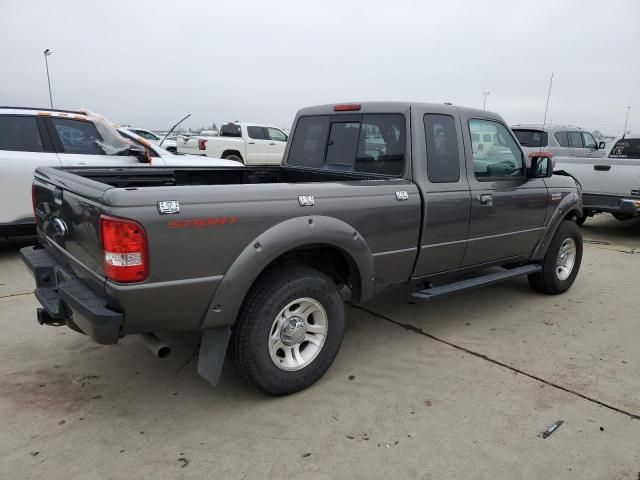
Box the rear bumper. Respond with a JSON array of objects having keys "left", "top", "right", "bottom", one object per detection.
[
  {"left": 20, "top": 246, "right": 123, "bottom": 344},
  {"left": 582, "top": 194, "right": 640, "bottom": 215}
]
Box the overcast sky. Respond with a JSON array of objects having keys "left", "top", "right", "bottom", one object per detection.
[{"left": 1, "top": 0, "right": 638, "bottom": 135}]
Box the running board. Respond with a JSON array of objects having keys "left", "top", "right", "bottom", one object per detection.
[{"left": 411, "top": 264, "right": 541, "bottom": 302}]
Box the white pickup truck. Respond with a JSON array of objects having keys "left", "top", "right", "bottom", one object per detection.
[
  {"left": 554, "top": 136, "right": 640, "bottom": 223},
  {"left": 177, "top": 122, "right": 288, "bottom": 165}
]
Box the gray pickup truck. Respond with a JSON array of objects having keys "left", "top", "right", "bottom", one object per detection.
[{"left": 21, "top": 102, "right": 583, "bottom": 395}]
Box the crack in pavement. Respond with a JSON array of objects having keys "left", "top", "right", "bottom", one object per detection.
[
  {"left": 0, "top": 291, "right": 33, "bottom": 300},
  {"left": 353, "top": 304, "right": 640, "bottom": 421}
]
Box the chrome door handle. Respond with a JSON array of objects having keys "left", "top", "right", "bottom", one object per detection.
[
  {"left": 570, "top": 152, "right": 576, "bottom": 156},
  {"left": 477, "top": 194, "right": 493, "bottom": 206}
]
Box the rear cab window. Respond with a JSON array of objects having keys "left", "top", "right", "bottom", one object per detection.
[
  {"left": 220, "top": 123, "right": 242, "bottom": 137},
  {"left": 609, "top": 139, "right": 640, "bottom": 159},
  {"left": 0, "top": 115, "right": 44, "bottom": 152},
  {"left": 513, "top": 129, "right": 548, "bottom": 148},
  {"left": 247, "top": 126, "right": 266, "bottom": 140},
  {"left": 288, "top": 114, "right": 405, "bottom": 176}
]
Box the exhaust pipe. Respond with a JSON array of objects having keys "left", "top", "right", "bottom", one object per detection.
[{"left": 141, "top": 333, "right": 171, "bottom": 359}]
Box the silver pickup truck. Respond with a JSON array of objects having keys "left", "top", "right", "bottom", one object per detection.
[{"left": 21, "top": 102, "right": 583, "bottom": 395}]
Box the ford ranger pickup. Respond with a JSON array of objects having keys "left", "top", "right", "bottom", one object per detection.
[{"left": 21, "top": 102, "right": 583, "bottom": 395}]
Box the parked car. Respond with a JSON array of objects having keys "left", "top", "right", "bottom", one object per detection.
[
  {"left": 125, "top": 127, "right": 177, "bottom": 153},
  {"left": 21, "top": 101, "right": 583, "bottom": 395},
  {"left": 178, "top": 122, "right": 288, "bottom": 164},
  {"left": 0, "top": 107, "right": 239, "bottom": 237},
  {"left": 512, "top": 124, "right": 607, "bottom": 159},
  {"left": 176, "top": 130, "right": 219, "bottom": 156},
  {"left": 562, "top": 135, "right": 639, "bottom": 223}
]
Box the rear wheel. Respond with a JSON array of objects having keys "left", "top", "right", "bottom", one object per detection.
[
  {"left": 223, "top": 153, "right": 244, "bottom": 163},
  {"left": 528, "top": 220, "right": 583, "bottom": 294},
  {"left": 230, "top": 266, "right": 344, "bottom": 395}
]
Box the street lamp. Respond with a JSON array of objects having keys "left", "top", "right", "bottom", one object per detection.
[
  {"left": 43, "top": 49, "right": 53, "bottom": 109},
  {"left": 482, "top": 91, "right": 490, "bottom": 110}
]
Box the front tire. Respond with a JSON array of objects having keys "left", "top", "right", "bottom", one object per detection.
[
  {"left": 528, "top": 220, "right": 583, "bottom": 294},
  {"left": 230, "top": 266, "right": 344, "bottom": 395}
]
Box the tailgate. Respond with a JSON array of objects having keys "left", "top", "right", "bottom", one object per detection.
[{"left": 32, "top": 167, "right": 110, "bottom": 291}]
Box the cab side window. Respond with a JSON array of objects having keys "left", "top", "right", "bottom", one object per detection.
[
  {"left": 568, "top": 132, "right": 583, "bottom": 148},
  {"left": 582, "top": 132, "right": 597, "bottom": 150},
  {"left": 0, "top": 116, "right": 44, "bottom": 152},
  {"left": 51, "top": 118, "right": 104, "bottom": 155},
  {"left": 469, "top": 119, "right": 523, "bottom": 178},
  {"left": 267, "top": 127, "right": 287, "bottom": 142},
  {"left": 554, "top": 131, "right": 569, "bottom": 147},
  {"left": 247, "top": 126, "right": 266, "bottom": 140},
  {"left": 424, "top": 114, "right": 460, "bottom": 183}
]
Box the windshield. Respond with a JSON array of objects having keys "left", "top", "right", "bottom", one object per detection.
[
  {"left": 609, "top": 139, "right": 640, "bottom": 159},
  {"left": 513, "top": 129, "right": 548, "bottom": 148}
]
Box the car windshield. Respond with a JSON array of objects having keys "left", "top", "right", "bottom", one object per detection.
[
  {"left": 609, "top": 139, "right": 640, "bottom": 159},
  {"left": 513, "top": 129, "right": 548, "bottom": 147}
]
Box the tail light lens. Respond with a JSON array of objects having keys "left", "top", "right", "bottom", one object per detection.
[
  {"left": 198, "top": 138, "right": 208, "bottom": 150},
  {"left": 100, "top": 215, "right": 148, "bottom": 283},
  {"left": 334, "top": 103, "right": 361, "bottom": 112}
]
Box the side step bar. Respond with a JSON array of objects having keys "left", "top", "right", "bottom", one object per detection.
[{"left": 411, "top": 264, "right": 541, "bottom": 302}]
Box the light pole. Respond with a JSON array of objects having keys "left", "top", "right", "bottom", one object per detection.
[
  {"left": 482, "top": 91, "right": 490, "bottom": 110},
  {"left": 622, "top": 106, "right": 631, "bottom": 138},
  {"left": 43, "top": 49, "right": 53, "bottom": 109}
]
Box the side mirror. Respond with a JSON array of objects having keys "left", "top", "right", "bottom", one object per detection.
[
  {"left": 527, "top": 151, "right": 553, "bottom": 178},
  {"left": 598, "top": 141, "right": 606, "bottom": 150}
]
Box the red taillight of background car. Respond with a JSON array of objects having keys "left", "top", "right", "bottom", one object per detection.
[
  {"left": 198, "top": 138, "right": 208, "bottom": 150},
  {"left": 100, "top": 215, "right": 148, "bottom": 283}
]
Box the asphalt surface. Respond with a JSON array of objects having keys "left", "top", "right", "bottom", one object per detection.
[{"left": 1, "top": 214, "right": 639, "bottom": 479}]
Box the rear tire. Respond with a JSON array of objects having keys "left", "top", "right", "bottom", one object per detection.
[
  {"left": 230, "top": 266, "right": 344, "bottom": 395},
  {"left": 223, "top": 153, "right": 244, "bottom": 163},
  {"left": 528, "top": 220, "right": 583, "bottom": 294}
]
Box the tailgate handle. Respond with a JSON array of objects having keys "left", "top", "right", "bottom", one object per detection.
[
  {"left": 53, "top": 187, "right": 64, "bottom": 205},
  {"left": 594, "top": 165, "right": 611, "bottom": 171}
]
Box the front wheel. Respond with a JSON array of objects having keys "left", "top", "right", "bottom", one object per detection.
[
  {"left": 229, "top": 266, "right": 344, "bottom": 395},
  {"left": 528, "top": 220, "right": 583, "bottom": 294}
]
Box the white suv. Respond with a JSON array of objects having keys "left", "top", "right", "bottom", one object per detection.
[{"left": 0, "top": 107, "right": 238, "bottom": 237}]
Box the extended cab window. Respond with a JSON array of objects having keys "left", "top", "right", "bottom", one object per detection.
[
  {"left": 609, "top": 139, "right": 640, "bottom": 159},
  {"left": 51, "top": 118, "right": 104, "bottom": 155},
  {"left": 0, "top": 116, "right": 44, "bottom": 152},
  {"left": 513, "top": 129, "right": 548, "bottom": 148},
  {"left": 247, "top": 126, "right": 266, "bottom": 140},
  {"left": 424, "top": 114, "right": 460, "bottom": 183},
  {"left": 469, "top": 119, "right": 523, "bottom": 178}
]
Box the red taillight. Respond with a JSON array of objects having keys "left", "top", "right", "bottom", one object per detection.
[
  {"left": 198, "top": 138, "right": 208, "bottom": 150},
  {"left": 333, "top": 103, "right": 361, "bottom": 112},
  {"left": 100, "top": 215, "right": 148, "bottom": 283}
]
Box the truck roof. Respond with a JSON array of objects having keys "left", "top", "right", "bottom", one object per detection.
[
  {"left": 511, "top": 123, "right": 587, "bottom": 132},
  {"left": 295, "top": 101, "right": 503, "bottom": 121}
]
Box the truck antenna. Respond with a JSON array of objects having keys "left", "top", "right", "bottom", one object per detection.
[
  {"left": 540, "top": 72, "right": 554, "bottom": 152},
  {"left": 622, "top": 106, "right": 631, "bottom": 139},
  {"left": 160, "top": 113, "right": 191, "bottom": 147}
]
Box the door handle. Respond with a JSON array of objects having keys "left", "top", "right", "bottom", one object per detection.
[
  {"left": 477, "top": 194, "right": 493, "bottom": 206},
  {"left": 248, "top": 142, "right": 255, "bottom": 145},
  {"left": 269, "top": 142, "right": 276, "bottom": 146},
  {"left": 570, "top": 151, "right": 576, "bottom": 156},
  {"left": 594, "top": 165, "right": 611, "bottom": 171}
]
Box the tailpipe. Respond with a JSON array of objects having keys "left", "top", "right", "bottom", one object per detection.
[{"left": 141, "top": 333, "right": 171, "bottom": 359}]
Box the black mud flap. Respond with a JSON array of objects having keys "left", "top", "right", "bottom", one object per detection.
[{"left": 197, "top": 327, "right": 232, "bottom": 387}]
